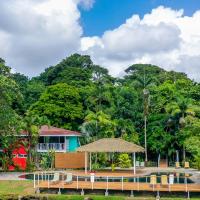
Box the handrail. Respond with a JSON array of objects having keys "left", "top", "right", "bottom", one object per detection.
[
  {"left": 106, "top": 176, "right": 108, "bottom": 190},
  {"left": 48, "top": 174, "right": 50, "bottom": 188},
  {"left": 185, "top": 177, "right": 188, "bottom": 192},
  {"left": 77, "top": 175, "right": 79, "bottom": 190},
  {"left": 37, "top": 143, "right": 65, "bottom": 151},
  {"left": 34, "top": 173, "right": 191, "bottom": 180},
  {"left": 137, "top": 176, "right": 139, "bottom": 191},
  {"left": 33, "top": 173, "right": 36, "bottom": 188},
  {"left": 122, "top": 176, "right": 124, "bottom": 191},
  {"left": 34, "top": 172, "right": 193, "bottom": 191},
  {"left": 33, "top": 172, "right": 199, "bottom": 196}
]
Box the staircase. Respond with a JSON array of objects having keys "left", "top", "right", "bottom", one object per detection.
[{"left": 159, "top": 159, "right": 168, "bottom": 168}]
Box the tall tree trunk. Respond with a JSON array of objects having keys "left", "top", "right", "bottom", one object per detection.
[
  {"left": 183, "top": 146, "right": 186, "bottom": 161},
  {"left": 95, "top": 153, "right": 98, "bottom": 164},
  {"left": 144, "top": 115, "right": 148, "bottom": 162}
]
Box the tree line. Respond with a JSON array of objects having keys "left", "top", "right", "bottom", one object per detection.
[{"left": 0, "top": 54, "right": 200, "bottom": 170}]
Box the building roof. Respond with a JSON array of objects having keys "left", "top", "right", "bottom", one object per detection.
[
  {"left": 76, "top": 138, "right": 144, "bottom": 153},
  {"left": 22, "top": 125, "right": 81, "bottom": 136}
]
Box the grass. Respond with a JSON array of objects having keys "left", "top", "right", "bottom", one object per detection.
[
  {"left": 0, "top": 180, "right": 34, "bottom": 195},
  {"left": 0, "top": 180, "right": 34, "bottom": 199},
  {"left": 0, "top": 181, "right": 200, "bottom": 200}
]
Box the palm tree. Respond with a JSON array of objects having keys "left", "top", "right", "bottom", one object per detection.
[
  {"left": 80, "top": 111, "right": 116, "bottom": 165},
  {"left": 176, "top": 97, "right": 194, "bottom": 161},
  {"left": 21, "top": 114, "right": 49, "bottom": 169},
  {"left": 143, "top": 88, "right": 150, "bottom": 162},
  {"left": 166, "top": 96, "right": 195, "bottom": 161},
  {"left": 135, "top": 67, "right": 152, "bottom": 162}
]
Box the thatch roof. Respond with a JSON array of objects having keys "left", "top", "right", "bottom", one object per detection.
[{"left": 77, "top": 138, "right": 145, "bottom": 153}]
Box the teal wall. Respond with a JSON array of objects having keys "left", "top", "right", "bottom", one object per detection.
[{"left": 66, "top": 136, "right": 80, "bottom": 152}]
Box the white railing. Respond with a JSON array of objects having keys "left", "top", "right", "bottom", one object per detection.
[
  {"left": 37, "top": 143, "right": 65, "bottom": 151},
  {"left": 34, "top": 172, "right": 192, "bottom": 196}
]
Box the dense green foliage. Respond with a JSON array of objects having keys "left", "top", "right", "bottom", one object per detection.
[
  {"left": 0, "top": 54, "right": 200, "bottom": 168},
  {"left": 0, "top": 59, "right": 22, "bottom": 170},
  {"left": 117, "top": 153, "right": 132, "bottom": 168},
  {"left": 30, "top": 83, "right": 83, "bottom": 129}
]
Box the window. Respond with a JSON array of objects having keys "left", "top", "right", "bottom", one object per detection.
[
  {"left": 60, "top": 136, "right": 64, "bottom": 143},
  {"left": 18, "top": 154, "right": 27, "bottom": 158},
  {"left": 39, "top": 136, "right": 44, "bottom": 143},
  {"left": 49, "top": 136, "right": 59, "bottom": 143}
]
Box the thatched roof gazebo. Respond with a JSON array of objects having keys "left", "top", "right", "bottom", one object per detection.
[
  {"left": 77, "top": 138, "right": 145, "bottom": 174},
  {"left": 77, "top": 138, "right": 144, "bottom": 153}
]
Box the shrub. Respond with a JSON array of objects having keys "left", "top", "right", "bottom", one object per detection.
[{"left": 117, "top": 153, "right": 131, "bottom": 168}]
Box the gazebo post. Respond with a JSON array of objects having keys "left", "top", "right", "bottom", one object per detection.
[
  {"left": 133, "top": 152, "right": 136, "bottom": 174},
  {"left": 89, "top": 152, "right": 92, "bottom": 171},
  {"left": 85, "top": 152, "right": 88, "bottom": 174}
]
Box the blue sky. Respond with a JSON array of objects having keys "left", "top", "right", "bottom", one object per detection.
[
  {"left": 80, "top": 0, "right": 200, "bottom": 36},
  {"left": 0, "top": 0, "right": 199, "bottom": 81}
]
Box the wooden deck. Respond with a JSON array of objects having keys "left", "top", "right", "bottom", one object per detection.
[
  {"left": 34, "top": 170, "right": 200, "bottom": 193},
  {"left": 36, "top": 180, "right": 200, "bottom": 192}
]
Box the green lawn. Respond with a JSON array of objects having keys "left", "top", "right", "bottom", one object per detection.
[
  {"left": 0, "top": 180, "right": 34, "bottom": 195},
  {"left": 0, "top": 180, "right": 200, "bottom": 200}
]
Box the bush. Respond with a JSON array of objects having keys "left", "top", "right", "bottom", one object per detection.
[
  {"left": 193, "top": 155, "right": 200, "bottom": 170},
  {"left": 92, "top": 163, "right": 100, "bottom": 170},
  {"left": 40, "top": 150, "right": 55, "bottom": 170},
  {"left": 111, "top": 163, "right": 115, "bottom": 171},
  {"left": 117, "top": 153, "right": 131, "bottom": 168}
]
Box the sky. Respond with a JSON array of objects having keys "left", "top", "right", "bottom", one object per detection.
[
  {"left": 80, "top": 0, "right": 200, "bottom": 36},
  {"left": 0, "top": 0, "right": 200, "bottom": 81}
]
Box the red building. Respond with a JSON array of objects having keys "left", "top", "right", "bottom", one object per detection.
[{"left": 9, "top": 145, "right": 27, "bottom": 171}]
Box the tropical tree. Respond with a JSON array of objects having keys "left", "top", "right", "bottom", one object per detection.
[
  {"left": 37, "top": 54, "right": 93, "bottom": 86},
  {"left": 29, "top": 83, "right": 83, "bottom": 129},
  {"left": 165, "top": 96, "right": 196, "bottom": 161},
  {"left": 20, "top": 114, "right": 49, "bottom": 170},
  {"left": 81, "top": 111, "right": 116, "bottom": 165},
  {"left": 0, "top": 58, "right": 11, "bottom": 77},
  {"left": 126, "top": 64, "right": 153, "bottom": 162},
  {"left": 0, "top": 110, "right": 21, "bottom": 170},
  {"left": 81, "top": 111, "right": 116, "bottom": 143},
  {"left": 0, "top": 62, "right": 22, "bottom": 170},
  {"left": 185, "top": 136, "right": 200, "bottom": 170},
  {"left": 117, "top": 153, "right": 131, "bottom": 168}
]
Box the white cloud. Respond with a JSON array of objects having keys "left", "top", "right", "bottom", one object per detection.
[
  {"left": 0, "top": 2, "right": 199, "bottom": 81},
  {"left": 0, "top": 0, "right": 83, "bottom": 76},
  {"left": 81, "top": 6, "right": 200, "bottom": 81},
  {"left": 81, "top": 36, "right": 103, "bottom": 51}
]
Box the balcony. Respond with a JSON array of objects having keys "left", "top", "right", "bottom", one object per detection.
[{"left": 37, "top": 143, "right": 66, "bottom": 152}]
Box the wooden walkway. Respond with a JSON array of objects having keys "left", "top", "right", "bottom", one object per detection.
[
  {"left": 34, "top": 170, "right": 200, "bottom": 193},
  {"left": 36, "top": 180, "right": 200, "bottom": 192}
]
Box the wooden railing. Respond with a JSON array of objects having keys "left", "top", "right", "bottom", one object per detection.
[
  {"left": 37, "top": 143, "right": 66, "bottom": 151},
  {"left": 33, "top": 172, "right": 200, "bottom": 194}
]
